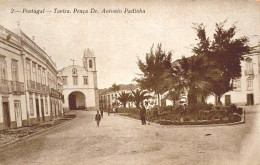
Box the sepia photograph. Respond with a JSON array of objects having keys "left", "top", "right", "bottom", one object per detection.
[{"left": 0, "top": 0, "right": 259, "bottom": 164}]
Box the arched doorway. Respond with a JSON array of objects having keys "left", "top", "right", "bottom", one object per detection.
[{"left": 68, "top": 91, "right": 86, "bottom": 110}]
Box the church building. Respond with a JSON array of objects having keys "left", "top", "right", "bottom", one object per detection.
[{"left": 58, "top": 49, "right": 99, "bottom": 111}]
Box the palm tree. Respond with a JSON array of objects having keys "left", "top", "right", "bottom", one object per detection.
[
  {"left": 130, "top": 89, "right": 151, "bottom": 109},
  {"left": 117, "top": 92, "right": 131, "bottom": 108},
  {"left": 173, "top": 56, "right": 221, "bottom": 105}
]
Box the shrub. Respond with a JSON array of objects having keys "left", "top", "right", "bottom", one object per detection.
[
  {"left": 228, "top": 115, "right": 241, "bottom": 122},
  {"left": 234, "top": 107, "right": 243, "bottom": 115},
  {"left": 231, "top": 104, "right": 237, "bottom": 111},
  {"left": 159, "top": 106, "right": 177, "bottom": 112},
  {"left": 183, "top": 116, "right": 190, "bottom": 122},
  {"left": 187, "top": 103, "right": 214, "bottom": 113},
  {"left": 215, "top": 105, "right": 221, "bottom": 110},
  {"left": 226, "top": 106, "right": 233, "bottom": 115}
]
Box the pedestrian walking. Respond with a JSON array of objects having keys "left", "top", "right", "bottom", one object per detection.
[
  {"left": 140, "top": 103, "right": 147, "bottom": 125},
  {"left": 100, "top": 108, "right": 103, "bottom": 118},
  {"left": 95, "top": 111, "right": 101, "bottom": 127},
  {"left": 108, "top": 108, "right": 110, "bottom": 116}
]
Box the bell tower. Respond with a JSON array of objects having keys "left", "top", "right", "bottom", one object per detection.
[
  {"left": 83, "top": 48, "right": 96, "bottom": 72},
  {"left": 82, "top": 48, "right": 99, "bottom": 110}
]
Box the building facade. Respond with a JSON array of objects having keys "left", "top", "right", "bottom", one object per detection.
[
  {"left": 0, "top": 25, "right": 63, "bottom": 130},
  {"left": 207, "top": 44, "right": 260, "bottom": 106},
  {"left": 59, "top": 49, "right": 99, "bottom": 111},
  {"left": 99, "top": 84, "right": 159, "bottom": 110},
  {"left": 99, "top": 84, "right": 138, "bottom": 109}
]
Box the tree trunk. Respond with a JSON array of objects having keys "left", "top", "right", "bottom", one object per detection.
[
  {"left": 157, "top": 93, "right": 160, "bottom": 111},
  {"left": 136, "top": 101, "right": 140, "bottom": 109}
]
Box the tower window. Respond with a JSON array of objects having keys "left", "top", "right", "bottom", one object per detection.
[
  {"left": 72, "top": 68, "right": 77, "bottom": 75},
  {"left": 89, "top": 60, "right": 93, "bottom": 68}
]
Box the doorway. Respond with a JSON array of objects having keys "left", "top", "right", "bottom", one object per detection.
[
  {"left": 41, "top": 99, "right": 45, "bottom": 122},
  {"left": 2, "top": 102, "right": 11, "bottom": 129},
  {"left": 14, "top": 101, "right": 22, "bottom": 127},
  {"left": 35, "top": 99, "right": 40, "bottom": 122},
  {"left": 225, "top": 95, "right": 231, "bottom": 106},
  {"left": 68, "top": 91, "right": 85, "bottom": 110},
  {"left": 247, "top": 94, "right": 254, "bottom": 105}
]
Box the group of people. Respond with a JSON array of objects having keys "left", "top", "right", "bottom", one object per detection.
[
  {"left": 107, "top": 106, "right": 118, "bottom": 116},
  {"left": 95, "top": 103, "right": 148, "bottom": 127}
]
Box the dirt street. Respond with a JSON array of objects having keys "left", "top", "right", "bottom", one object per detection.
[{"left": 0, "top": 108, "right": 259, "bottom": 165}]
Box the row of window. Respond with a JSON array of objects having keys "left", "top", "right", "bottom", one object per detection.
[
  {"left": 0, "top": 56, "right": 57, "bottom": 89},
  {"left": 0, "top": 57, "right": 19, "bottom": 81},
  {"left": 100, "top": 94, "right": 118, "bottom": 100},
  {"left": 26, "top": 59, "right": 57, "bottom": 89},
  {"left": 62, "top": 76, "right": 88, "bottom": 85},
  {"left": 233, "top": 77, "right": 253, "bottom": 90}
]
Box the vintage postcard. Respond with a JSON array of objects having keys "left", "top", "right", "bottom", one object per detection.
[{"left": 0, "top": 0, "right": 259, "bottom": 164}]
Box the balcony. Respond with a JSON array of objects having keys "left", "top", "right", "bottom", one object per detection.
[
  {"left": 0, "top": 80, "right": 25, "bottom": 95},
  {"left": 45, "top": 86, "right": 50, "bottom": 94},
  {"left": 36, "top": 82, "right": 41, "bottom": 92},
  {"left": 27, "top": 81, "right": 50, "bottom": 94},
  {"left": 11, "top": 81, "right": 25, "bottom": 95},
  {"left": 27, "top": 80, "right": 36, "bottom": 92},
  {"left": 0, "top": 79, "right": 11, "bottom": 94},
  {"left": 41, "top": 84, "right": 45, "bottom": 91}
]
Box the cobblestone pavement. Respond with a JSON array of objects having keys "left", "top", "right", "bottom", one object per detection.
[{"left": 0, "top": 107, "right": 259, "bottom": 165}]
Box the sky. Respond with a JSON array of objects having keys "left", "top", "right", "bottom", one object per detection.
[{"left": 0, "top": 0, "right": 259, "bottom": 88}]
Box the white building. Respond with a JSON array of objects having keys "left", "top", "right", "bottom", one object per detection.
[
  {"left": 99, "top": 84, "right": 138, "bottom": 109},
  {"left": 99, "top": 84, "right": 159, "bottom": 109},
  {"left": 59, "top": 49, "right": 99, "bottom": 111},
  {"left": 207, "top": 44, "right": 260, "bottom": 106},
  {"left": 0, "top": 25, "right": 63, "bottom": 130}
]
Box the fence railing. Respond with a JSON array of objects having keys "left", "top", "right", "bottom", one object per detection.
[{"left": 11, "top": 81, "right": 25, "bottom": 94}]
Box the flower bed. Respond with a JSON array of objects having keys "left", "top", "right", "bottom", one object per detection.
[{"left": 115, "top": 104, "right": 244, "bottom": 125}]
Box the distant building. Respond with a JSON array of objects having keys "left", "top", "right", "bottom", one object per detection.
[
  {"left": 99, "top": 84, "right": 159, "bottom": 109},
  {"left": 58, "top": 49, "right": 99, "bottom": 111},
  {"left": 207, "top": 44, "right": 260, "bottom": 106},
  {"left": 99, "top": 84, "right": 138, "bottom": 109},
  {"left": 0, "top": 25, "right": 63, "bottom": 130}
]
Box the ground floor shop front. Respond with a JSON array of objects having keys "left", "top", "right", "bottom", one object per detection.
[{"left": 0, "top": 92, "right": 63, "bottom": 131}]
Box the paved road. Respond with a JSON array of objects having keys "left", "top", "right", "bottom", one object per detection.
[{"left": 0, "top": 108, "right": 259, "bottom": 165}]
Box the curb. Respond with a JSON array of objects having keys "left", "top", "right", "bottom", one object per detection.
[
  {"left": 0, "top": 116, "right": 76, "bottom": 151},
  {"left": 117, "top": 113, "right": 245, "bottom": 128},
  {"left": 117, "top": 114, "right": 158, "bottom": 126}
]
